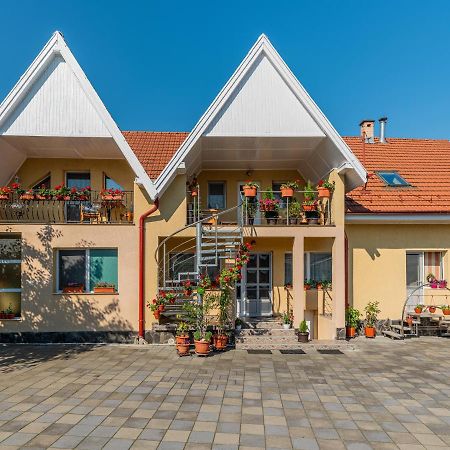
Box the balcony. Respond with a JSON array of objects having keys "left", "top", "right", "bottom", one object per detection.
[
  {"left": 186, "top": 188, "right": 333, "bottom": 226},
  {"left": 0, "top": 190, "right": 134, "bottom": 224}
]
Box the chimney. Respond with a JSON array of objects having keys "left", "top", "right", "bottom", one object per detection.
[
  {"left": 359, "top": 120, "right": 375, "bottom": 143},
  {"left": 379, "top": 117, "right": 387, "bottom": 143}
]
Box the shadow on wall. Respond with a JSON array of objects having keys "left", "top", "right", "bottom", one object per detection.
[{"left": 0, "top": 225, "right": 132, "bottom": 339}]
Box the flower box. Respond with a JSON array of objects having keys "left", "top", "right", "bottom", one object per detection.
[
  {"left": 93, "top": 286, "right": 116, "bottom": 294},
  {"left": 317, "top": 187, "right": 330, "bottom": 199},
  {"left": 281, "top": 187, "right": 294, "bottom": 198},
  {"left": 0, "top": 313, "right": 15, "bottom": 319},
  {"left": 243, "top": 185, "right": 257, "bottom": 197},
  {"left": 302, "top": 203, "right": 316, "bottom": 212},
  {"left": 0, "top": 194, "right": 10, "bottom": 200},
  {"left": 62, "top": 284, "right": 84, "bottom": 293}
]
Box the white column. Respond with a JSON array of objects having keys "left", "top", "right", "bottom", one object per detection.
[{"left": 292, "top": 235, "right": 305, "bottom": 327}]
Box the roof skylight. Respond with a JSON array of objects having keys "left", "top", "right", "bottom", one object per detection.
[{"left": 377, "top": 171, "right": 409, "bottom": 187}]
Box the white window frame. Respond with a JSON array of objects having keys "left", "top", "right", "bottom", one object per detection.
[
  {"left": 408, "top": 250, "right": 445, "bottom": 289},
  {"left": 55, "top": 248, "right": 118, "bottom": 293},
  {"left": 284, "top": 252, "right": 293, "bottom": 286},
  {"left": 0, "top": 236, "right": 22, "bottom": 299}
]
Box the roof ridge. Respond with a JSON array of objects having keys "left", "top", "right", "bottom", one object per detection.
[{"left": 343, "top": 136, "right": 450, "bottom": 143}]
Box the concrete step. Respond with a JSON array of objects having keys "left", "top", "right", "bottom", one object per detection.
[
  {"left": 237, "top": 328, "right": 296, "bottom": 337},
  {"left": 243, "top": 319, "right": 286, "bottom": 330}
]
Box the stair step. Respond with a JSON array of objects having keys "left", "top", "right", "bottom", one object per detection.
[
  {"left": 391, "top": 325, "right": 412, "bottom": 332},
  {"left": 237, "top": 328, "right": 296, "bottom": 336},
  {"left": 382, "top": 330, "right": 404, "bottom": 340}
]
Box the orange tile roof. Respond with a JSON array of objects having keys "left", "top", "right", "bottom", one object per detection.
[
  {"left": 123, "top": 131, "right": 450, "bottom": 214},
  {"left": 344, "top": 137, "right": 450, "bottom": 214},
  {"left": 122, "top": 131, "right": 188, "bottom": 180}
]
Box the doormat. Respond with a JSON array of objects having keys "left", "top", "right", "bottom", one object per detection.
[
  {"left": 280, "top": 349, "right": 306, "bottom": 354},
  {"left": 247, "top": 349, "right": 272, "bottom": 354},
  {"left": 317, "top": 349, "right": 343, "bottom": 354}
]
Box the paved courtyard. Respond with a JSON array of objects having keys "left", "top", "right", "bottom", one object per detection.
[{"left": 0, "top": 338, "right": 450, "bottom": 449}]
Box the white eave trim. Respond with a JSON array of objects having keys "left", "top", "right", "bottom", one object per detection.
[
  {"left": 153, "top": 34, "right": 366, "bottom": 197},
  {"left": 0, "top": 31, "right": 157, "bottom": 199},
  {"left": 346, "top": 214, "right": 450, "bottom": 224}
]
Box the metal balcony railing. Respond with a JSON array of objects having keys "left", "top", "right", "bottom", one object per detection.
[{"left": 0, "top": 190, "right": 134, "bottom": 224}]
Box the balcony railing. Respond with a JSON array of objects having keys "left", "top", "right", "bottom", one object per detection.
[
  {"left": 0, "top": 191, "right": 134, "bottom": 224},
  {"left": 240, "top": 190, "right": 332, "bottom": 226}
]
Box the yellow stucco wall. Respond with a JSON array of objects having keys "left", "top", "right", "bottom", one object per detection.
[{"left": 347, "top": 224, "right": 450, "bottom": 319}]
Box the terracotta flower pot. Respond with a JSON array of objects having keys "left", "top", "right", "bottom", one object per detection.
[
  {"left": 158, "top": 304, "right": 165, "bottom": 312},
  {"left": 93, "top": 287, "right": 115, "bottom": 294},
  {"left": 20, "top": 194, "right": 34, "bottom": 200},
  {"left": 302, "top": 203, "right": 316, "bottom": 212},
  {"left": 0, "top": 194, "right": 10, "bottom": 200},
  {"left": 214, "top": 334, "right": 228, "bottom": 351},
  {"left": 194, "top": 340, "right": 210, "bottom": 355},
  {"left": 281, "top": 187, "right": 294, "bottom": 198},
  {"left": 346, "top": 326, "right": 355, "bottom": 338},
  {"left": 414, "top": 307, "right": 423, "bottom": 314},
  {"left": 365, "top": 326, "right": 376, "bottom": 338},
  {"left": 176, "top": 335, "right": 190, "bottom": 355},
  {"left": 443, "top": 309, "right": 450, "bottom": 315},
  {"left": 243, "top": 186, "right": 257, "bottom": 197},
  {"left": 153, "top": 310, "right": 161, "bottom": 320},
  {"left": 317, "top": 187, "right": 330, "bottom": 199},
  {"left": 428, "top": 306, "right": 436, "bottom": 313},
  {"left": 298, "top": 332, "right": 309, "bottom": 343},
  {"left": 191, "top": 190, "right": 198, "bottom": 197}
]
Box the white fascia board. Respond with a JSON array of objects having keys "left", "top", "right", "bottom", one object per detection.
[
  {"left": 346, "top": 214, "right": 450, "bottom": 224},
  {"left": 154, "top": 34, "right": 367, "bottom": 197},
  {"left": 0, "top": 31, "right": 157, "bottom": 199}
]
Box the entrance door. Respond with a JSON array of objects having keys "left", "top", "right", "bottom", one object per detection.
[
  {"left": 237, "top": 181, "right": 261, "bottom": 225},
  {"left": 406, "top": 252, "right": 423, "bottom": 313},
  {"left": 239, "top": 253, "right": 272, "bottom": 317}
]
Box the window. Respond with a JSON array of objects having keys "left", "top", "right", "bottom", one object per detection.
[
  {"left": 32, "top": 174, "right": 51, "bottom": 190},
  {"left": 284, "top": 253, "right": 293, "bottom": 286},
  {"left": 104, "top": 175, "right": 124, "bottom": 191},
  {"left": 377, "top": 171, "right": 409, "bottom": 187},
  {"left": 57, "top": 249, "right": 118, "bottom": 293},
  {"left": 66, "top": 172, "right": 90, "bottom": 189},
  {"left": 169, "top": 253, "right": 195, "bottom": 281},
  {"left": 207, "top": 182, "right": 226, "bottom": 209},
  {"left": 0, "top": 235, "right": 21, "bottom": 317},
  {"left": 304, "top": 252, "right": 332, "bottom": 282}
]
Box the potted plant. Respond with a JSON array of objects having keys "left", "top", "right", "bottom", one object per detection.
[
  {"left": 259, "top": 189, "right": 280, "bottom": 225},
  {"left": 280, "top": 181, "right": 300, "bottom": 198},
  {"left": 242, "top": 181, "right": 259, "bottom": 198},
  {"left": 345, "top": 306, "right": 361, "bottom": 338},
  {"left": 428, "top": 305, "right": 437, "bottom": 313},
  {"left": 317, "top": 180, "right": 335, "bottom": 199},
  {"left": 298, "top": 320, "right": 309, "bottom": 343},
  {"left": 281, "top": 311, "right": 291, "bottom": 329},
  {"left": 197, "top": 274, "right": 211, "bottom": 296},
  {"left": 62, "top": 283, "right": 84, "bottom": 293},
  {"left": 10, "top": 182, "right": 24, "bottom": 198},
  {"left": 35, "top": 184, "right": 53, "bottom": 200},
  {"left": 427, "top": 273, "right": 438, "bottom": 288},
  {"left": 302, "top": 181, "right": 317, "bottom": 212},
  {"left": 321, "top": 280, "right": 332, "bottom": 291},
  {"left": 147, "top": 295, "right": 168, "bottom": 320},
  {"left": 212, "top": 286, "right": 232, "bottom": 351},
  {"left": 54, "top": 185, "right": 71, "bottom": 201},
  {"left": 0, "top": 304, "right": 15, "bottom": 320},
  {"left": 20, "top": 189, "right": 35, "bottom": 201},
  {"left": 186, "top": 175, "right": 198, "bottom": 197},
  {"left": 77, "top": 186, "right": 91, "bottom": 201},
  {"left": 304, "top": 279, "right": 313, "bottom": 290},
  {"left": 93, "top": 282, "right": 116, "bottom": 294},
  {"left": 183, "top": 279, "right": 193, "bottom": 296},
  {"left": 0, "top": 186, "right": 12, "bottom": 200},
  {"left": 364, "top": 301, "right": 380, "bottom": 338},
  {"left": 414, "top": 304, "right": 424, "bottom": 314},
  {"left": 439, "top": 279, "right": 447, "bottom": 289},
  {"left": 441, "top": 305, "right": 450, "bottom": 315},
  {"left": 176, "top": 321, "right": 191, "bottom": 356},
  {"left": 183, "top": 296, "right": 213, "bottom": 356},
  {"left": 235, "top": 317, "right": 243, "bottom": 331},
  {"left": 288, "top": 199, "right": 302, "bottom": 225}
]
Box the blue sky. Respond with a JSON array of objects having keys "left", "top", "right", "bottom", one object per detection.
[{"left": 1, "top": 1, "right": 450, "bottom": 138}]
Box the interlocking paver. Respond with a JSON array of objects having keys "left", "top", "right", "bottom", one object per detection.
[{"left": 1, "top": 338, "right": 450, "bottom": 449}]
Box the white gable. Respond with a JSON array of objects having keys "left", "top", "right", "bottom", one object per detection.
[
  {"left": 205, "top": 53, "right": 324, "bottom": 138},
  {"left": 0, "top": 54, "right": 109, "bottom": 137}
]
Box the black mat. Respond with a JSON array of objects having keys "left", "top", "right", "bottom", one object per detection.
[
  {"left": 280, "top": 349, "right": 306, "bottom": 354},
  {"left": 317, "top": 349, "right": 343, "bottom": 354},
  {"left": 247, "top": 349, "right": 272, "bottom": 354}
]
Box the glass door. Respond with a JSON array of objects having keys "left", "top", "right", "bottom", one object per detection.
[
  {"left": 238, "top": 253, "right": 272, "bottom": 317},
  {"left": 66, "top": 172, "right": 90, "bottom": 222},
  {"left": 406, "top": 252, "right": 423, "bottom": 313}
]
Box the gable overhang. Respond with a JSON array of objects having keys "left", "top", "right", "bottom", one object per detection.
[
  {"left": 154, "top": 34, "right": 367, "bottom": 196},
  {"left": 0, "top": 31, "right": 156, "bottom": 198}
]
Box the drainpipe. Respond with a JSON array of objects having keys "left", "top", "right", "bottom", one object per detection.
[
  {"left": 139, "top": 198, "right": 159, "bottom": 340},
  {"left": 344, "top": 231, "right": 349, "bottom": 309}
]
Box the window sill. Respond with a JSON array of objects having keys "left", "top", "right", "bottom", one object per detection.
[
  {"left": 0, "top": 317, "right": 22, "bottom": 321},
  {"left": 53, "top": 292, "right": 120, "bottom": 295}
]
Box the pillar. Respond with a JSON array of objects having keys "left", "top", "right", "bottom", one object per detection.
[
  {"left": 292, "top": 235, "right": 305, "bottom": 327},
  {"left": 332, "top": 233, "right": 346, "bottom": 339}
]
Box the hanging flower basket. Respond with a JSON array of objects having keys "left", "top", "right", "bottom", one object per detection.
[
  {"left": 302, "top": 202, "right": 317, "bottom": 212},
  {"left": 243, "top": 182, "right": 259, "bottom": 197},
  {"left": 281, "top": 187, "right": 294, "bottom": 198},
  {"left": 317, "top": 187, "right": 330, "bottom": 198}
]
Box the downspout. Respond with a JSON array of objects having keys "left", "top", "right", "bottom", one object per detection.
[
  {"left": 344, "top": 231, "right": 349, "bottom": 309},
  {"left": 139, "top": 198, "right": 159, "bottom": 340}
]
